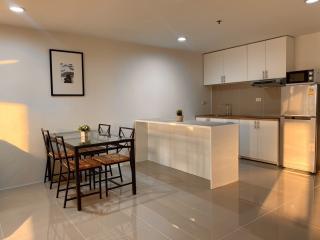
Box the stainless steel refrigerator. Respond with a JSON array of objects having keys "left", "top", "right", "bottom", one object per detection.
[{"left": 280, "top": 84, "right": 319, "bottom": 173}]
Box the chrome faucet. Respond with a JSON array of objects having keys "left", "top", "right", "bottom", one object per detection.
[{"left": 225, "top": 104, "right": 232, "bottom": 116}]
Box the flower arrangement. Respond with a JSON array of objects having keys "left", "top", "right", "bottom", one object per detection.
[
  {"left": 176, "top": 109, "right": 183, "bottom": 116},
  {"left": 78, "top": 124, "right": 90, "bottom": 132}
]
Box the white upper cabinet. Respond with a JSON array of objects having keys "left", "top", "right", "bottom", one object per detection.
[
  {"left": 248, "top": 41, "right": 266, "bottom": 81},
  {"left": 266, "top": 37, "right": 294, "bottom": 79},
  {"left": 204, "top": 36, "right": 294, "bottom": 85},
  {"left": 224, "top": 46, "right": 248, "bottom": 83},
  {"left": 248, "top": 36, "right": 294, "bottom": 81},
  {"left": 204, "top": 46, "right": 247, "bottom": 85},
  {"left": 204, "top": 51, "right": 224, "bottom": 85}
]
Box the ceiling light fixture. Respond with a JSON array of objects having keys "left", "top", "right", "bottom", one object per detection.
[
  {"left": 177, "top": 36, "right": 187, "bottom": 42},
  {"left": 9, "top": 5, "right": 25, "bottom": 13},
  {"left": 305, "top": 0, "right": 319, "bottom": 4}
]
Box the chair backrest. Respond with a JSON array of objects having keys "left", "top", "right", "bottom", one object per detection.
[
  {"left": 54, "top": 136, "right": 71, "bottom": 170},
  {"left": 41, "top": 128, "right": 54, "bottom": 155},
  {"left": 118, "top": 127, "right": 135, "bottom": 139},
  {"left": 98, "top": 124, "right": 111, "bottom": 136},
  {"left": 117, "top": 127, "right": 135, "bottom": 154}
]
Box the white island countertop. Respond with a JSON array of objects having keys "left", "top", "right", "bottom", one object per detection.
[
  {"left": 135, "top": 118, "right": 239, "bottom": 189},
  {"left": 135, "top": 119, "right": 237, "bottom": 127}
]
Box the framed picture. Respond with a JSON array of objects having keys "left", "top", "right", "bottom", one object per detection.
[{"left": 49, "top": 49, "right": 84, "bottom": 96}]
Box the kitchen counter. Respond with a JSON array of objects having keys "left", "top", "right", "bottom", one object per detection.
[
  {"left": 135, "top": 119, "right": 239, "bottom": 189},
  {"left": 196, "top": 114, "right": 280, "bottom": 121},
  {"left": 135, "top": 119, "right": 235, "bottom": 127}
]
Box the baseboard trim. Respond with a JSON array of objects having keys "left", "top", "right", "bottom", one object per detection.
[{"left": 0, "top": 180, "right": 42, "bottom": 192}]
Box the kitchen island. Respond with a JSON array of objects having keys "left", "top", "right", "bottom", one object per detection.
[{"left": 135, "top": 119, "right": 239, "bottom": 189}]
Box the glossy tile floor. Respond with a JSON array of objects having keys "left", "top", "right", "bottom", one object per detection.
[{"left": 1, "top": 160, "right": 320, "bottom": 240}]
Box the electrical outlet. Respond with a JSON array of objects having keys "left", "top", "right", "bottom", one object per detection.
[{"left": 256, "top": 97, "right": 262, "bottom": 102}]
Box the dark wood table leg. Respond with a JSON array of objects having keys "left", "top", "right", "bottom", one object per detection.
[
  {"left": 74, "top": 148, "right": 82, "bottom": 211},
  {"left": 130, "top": 140, "right": 136, "bottom": 195}
]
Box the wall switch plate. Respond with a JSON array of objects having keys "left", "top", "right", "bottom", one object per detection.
[{"left": 255, "top": 97, "right": 262, "bottom": 102}]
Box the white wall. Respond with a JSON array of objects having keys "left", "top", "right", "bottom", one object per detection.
[
  {"left": 0, "top": 24, "right": 210, "bottom": 190},
  {"left": 295, "top": 32, "right": 320, "bottom": 70}
]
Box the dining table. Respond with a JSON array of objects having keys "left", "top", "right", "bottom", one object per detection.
[{"left": 55, "top": 130, "right": 136, "bottom": 211}]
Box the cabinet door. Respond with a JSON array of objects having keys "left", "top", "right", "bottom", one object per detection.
[
  {"left": 248, "top": 41, "right": 266, "bottom": 81},
  {"left": 223, "top": 46, "right": 248, "bottom": 83},
  {"left": 204, "top": 51, "right": 224, "bottom": 85},
  {"left": 239, "top": 120, "right": 258, "bottom": 159},
  {"left": 266, "top": 37, "right": 287, "bottom": 79},
  {"left": 257, "top": 120, "right": 279, "bottom": 164}
]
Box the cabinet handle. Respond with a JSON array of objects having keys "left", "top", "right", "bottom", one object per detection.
[
  {"left": 254, "top": 120, "right": 256, "bottom": 129},
  {"left": 262, "top": 71, "right": 265, "bottom": 79},
  {"left": 265, "top": 70, "right": 268, "bottom": 79},
  {"left": 221, "top": 76, "right": 223, "bottom": 83},
  {"left": 257, "top": 120, "right": 260, "bottom": 129}
]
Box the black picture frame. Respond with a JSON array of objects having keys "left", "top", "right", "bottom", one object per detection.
[{"left": 49, "top": 49, "right": 85, "bottom": 96}]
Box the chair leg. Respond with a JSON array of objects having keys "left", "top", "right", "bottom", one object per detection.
[
  {"left": 64, "top": 171, "right": 71, "bottom": 208},
  {"left": 118, "top": 163, "right": 123, "bottom": 182},
  {"left": 44, "top": 156, "right": 51, "bottom": 183},
  {"left": 56, "top": 165, "right": 63, "bottom": 198},
  {"left": 109, "top": 165, "right": 113, "bottom": 176},
  {"left": 50, "top": 158, "right": 57, "bottom": 189},
  {"left": 99, "top": 168, "right": 102, "bottom": 199},
  {"left": 105, "top": 166, "right": 109, "bottom": 197},
  {"left": 93, "top": 169, "right": 96, "bottom": 189},
  {"left": 89, "top": 170, "right": 92, "bottom": 190}
]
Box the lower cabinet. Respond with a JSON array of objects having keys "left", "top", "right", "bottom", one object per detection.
[
  {"left": 239, "top": 119, "right": 279, "bottom": 164},
  {"left": 196, "top": 117, "right": 279, "bottom": 164}
]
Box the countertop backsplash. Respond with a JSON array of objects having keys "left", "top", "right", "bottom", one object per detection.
[{"left": 211, "top": 82, "right": 281, "bottom": 117}]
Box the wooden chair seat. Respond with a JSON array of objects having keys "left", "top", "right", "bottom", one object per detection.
[
  {"left": 93, "top": 154, "right": 129, "bottom": 165},
  {"left": 49, "top": 150, "right": 74, "bottom": 159},
  {"left": 63, "top": 159, "right": 102, "bottom": 171}
]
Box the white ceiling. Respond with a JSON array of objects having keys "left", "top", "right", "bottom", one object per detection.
[{"left": 1, "top": 0, "right": 320, "bottom": 52}]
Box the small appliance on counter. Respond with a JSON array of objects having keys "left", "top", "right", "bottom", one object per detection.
[{"left": 280, "top": 80, "right": 319, "bottom": 173}]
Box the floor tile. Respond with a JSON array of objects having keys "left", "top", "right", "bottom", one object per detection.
[
  {"left": 241, "top": 211, "right": 320, "bottom": 240},
  {"left": 0, "top": 160, "right": 319, "bottom": 240}
]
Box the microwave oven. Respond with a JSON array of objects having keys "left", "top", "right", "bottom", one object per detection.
[{"left": 286, "top": 69, "right": 318, "bottom": 85}]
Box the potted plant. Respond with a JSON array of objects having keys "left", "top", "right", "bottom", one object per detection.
[
  {"left": 176, "top": 109, "right": 184, "bottom": 122},
  {"left": 78, "top": 124, "right": 90, "bottom": 142}
]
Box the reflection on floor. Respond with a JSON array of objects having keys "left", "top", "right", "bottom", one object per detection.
[{"left": 1, "top": 160, "right": 320, "bottom": 240}]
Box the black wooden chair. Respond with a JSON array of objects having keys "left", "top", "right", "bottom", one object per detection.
[
  {"left": 114, "top": 127, "right": 135, "bottom": 182},
  {"left": 41, "top": 129, "right": 75, "bottom": 189},
  {"left": 93, "top": 137, "right": 135, "bottom": 197},
  {"left": 55, "top": 136, "right": 103, "bottom": 208},
  {"left": 42, "top": 128, "right": 53, "bottom": 183},
  {"left": 79, "top": 124, "right": 112, "bottom": 157},
  {"left": 98, "top": 123, "right": 111, "bottom": 135}
]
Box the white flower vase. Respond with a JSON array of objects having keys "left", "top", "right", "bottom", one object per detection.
[
  {"left": 176, "top": 115, "right": 184, "bottom": 122},
  {"left": 80, "top": 131, "right": 88, "bottom": 142}
]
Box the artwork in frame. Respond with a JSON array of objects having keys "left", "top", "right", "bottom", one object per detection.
[{"left": 49, "top": 49, "right": 85, "bottom": 96}]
